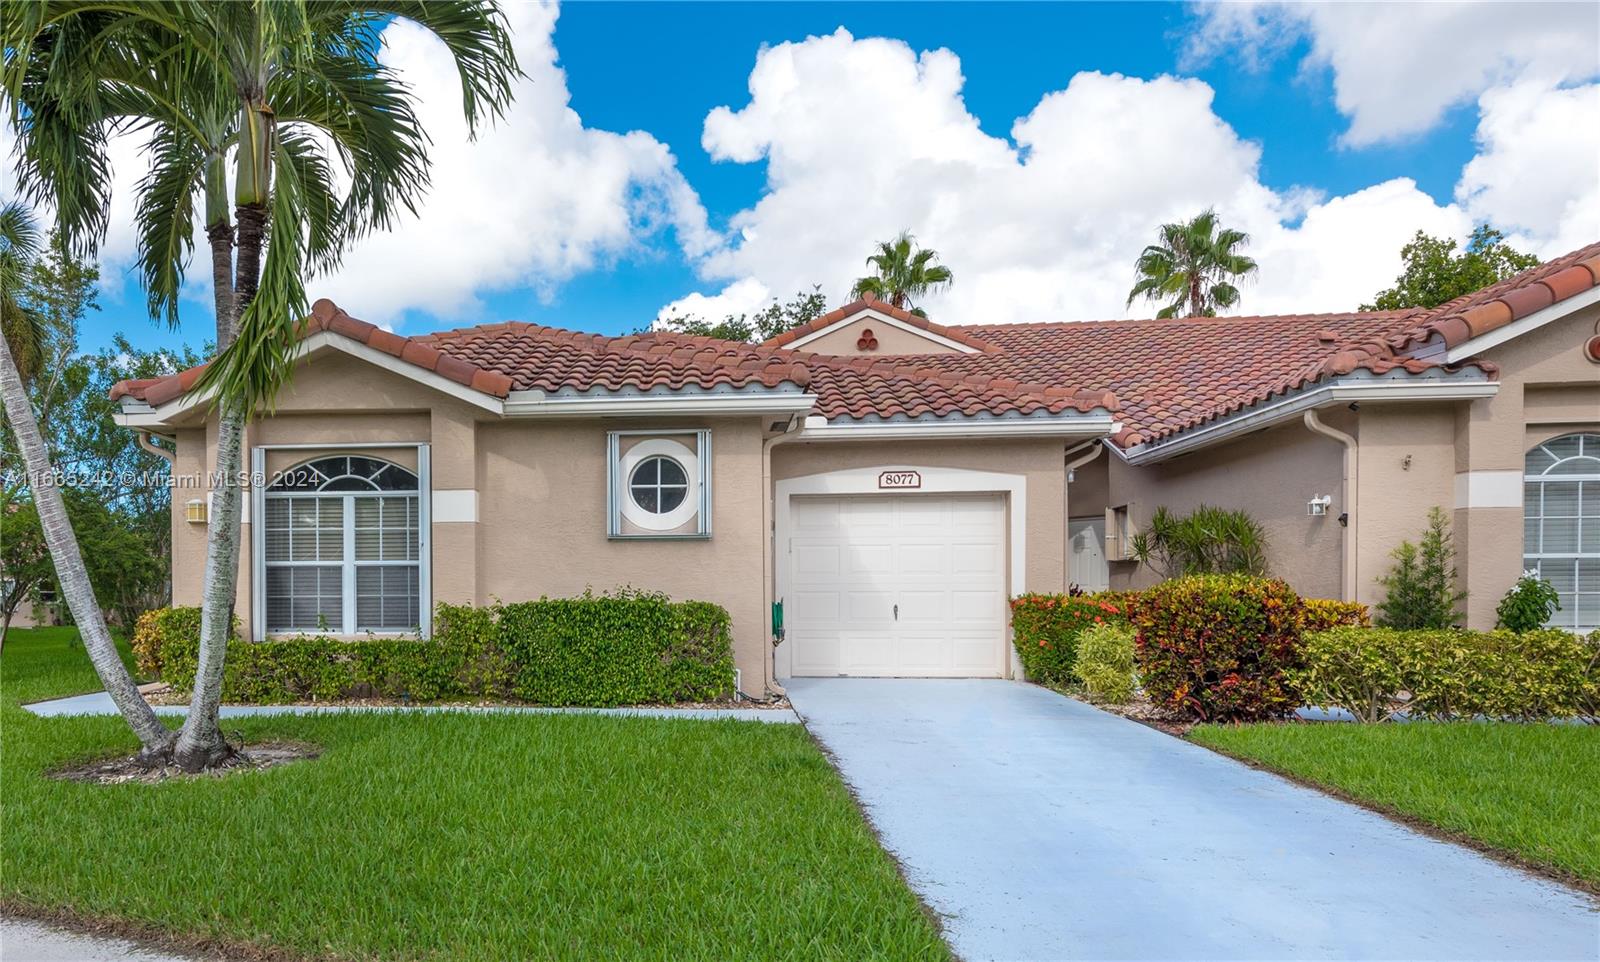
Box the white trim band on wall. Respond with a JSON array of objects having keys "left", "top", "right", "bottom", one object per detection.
[
  {"left": 432, "top": 489, "right": 478, "bottom": 523},
  {"left": 1454, "top": 469, "right": 1524, "bottom": 509}
]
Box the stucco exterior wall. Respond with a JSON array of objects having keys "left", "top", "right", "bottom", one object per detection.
[
  {"left": 791, "top": 316, "right": 964, "bottom": 355},
  {"left": 1101, "top": 420, "right": 1347, "bottom": 600},
  {"left": 1350, "top": 402, "right": 1458, "bottom": 614}
]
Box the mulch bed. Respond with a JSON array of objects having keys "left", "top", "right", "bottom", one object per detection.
[{"left": 48, "top": 741, "right": 321, "bottom": 785}]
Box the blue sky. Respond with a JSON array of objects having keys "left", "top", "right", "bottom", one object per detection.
[{"left": 37, "top": 2, "right": 1600, "bottom": 357}]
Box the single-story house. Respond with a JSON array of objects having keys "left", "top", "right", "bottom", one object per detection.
[{"left": 112, "top": 241, "right": 1600, "bottom": 695}]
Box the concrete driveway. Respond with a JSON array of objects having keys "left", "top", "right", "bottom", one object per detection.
[{"left": 785, "top": 678, "right": 1597, "bottom": 962}]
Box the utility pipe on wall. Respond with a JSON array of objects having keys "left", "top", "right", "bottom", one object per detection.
[
  {"left": 1063, "top": 440, "right": 1105, "bottom": 592},
  {"left": 760, "top": 415, "right": 805, "bottom": 698},
  {"left": 1303, "top": 410, "right": 1358, "bottom": 602}
]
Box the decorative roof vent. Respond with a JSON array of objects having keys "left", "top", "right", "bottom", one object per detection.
[{"left": 856, "top": 328, "right": 880, "bottom": 351}]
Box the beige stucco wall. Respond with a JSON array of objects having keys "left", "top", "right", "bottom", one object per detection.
[
  {"left": 1349, "top": 402, "right": 1458, "bottom": 614},
  {"left": 1449, "top": 301, "right": 1600, "bottom": 627},
  {"left": 791, "top": 315, "right": 964, "bottom": 355},
  {"left": 1096, "top": 420, "right": 1347, "bottom": 600}
]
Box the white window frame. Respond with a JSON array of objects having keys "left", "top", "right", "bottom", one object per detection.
[
  {"left": 606, "top": 429, "right": 712, "bottom": 539},
  {"left": 251, "top": 443, "right": 432, "bottom": 639},
  {"left": 1523, "top": 432, "right": 1600, "bottom": 633}
]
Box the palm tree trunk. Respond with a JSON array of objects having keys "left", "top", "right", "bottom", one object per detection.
[
  {"left": 1189, "top": 275, "right": 1203, "bottom": 319},
  {"left": 172, "top": 161, "right": 246, "bottom": 771},
  {"left": 0, "top": 330, "right": 174, "bottom": 757}
]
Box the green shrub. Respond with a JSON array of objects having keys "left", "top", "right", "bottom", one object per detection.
[
  {"left": 1132, "top": 574, "right": 1306, "bottom": 721},
  {"left": 144, "top": 592, "right": 735, "bottom": 707},
  {"left": 1074, "top": 622, "right": 1137, "bottom": 703},
  {"left": 1009, "top": 593, "right": 1129, "bottom": 685},
  {"left": 1495, "top": 571, "right": 1562, "bottom": 633},
  {"left": 1300, "top": 598, "right": 1370, "bottom": 632},
  {"left": 1376, "top": 506, "right": 1465, "bottom": 629},
  {"left": 1127, "top": 504, "right": 1268, "bottom": 578},
  {"left": 1296, "top": 626, "right": 1600, "bottom": 722}
]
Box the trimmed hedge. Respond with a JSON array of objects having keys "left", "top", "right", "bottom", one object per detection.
[
  {"left": 1297, "top": 626, "right": 1600, "bottom": 722},
  {"left": 1009, "top": 593, "right": 1130, "bottom": 684},
  {"left": 1132, "top": 574, "right": 1307, "bottom": 721},
  {"left": 1301, "top": 598, "right": 1371, "bottom": 632},
  {"left": 145, "top": 590, "right": 735, "bottom": 706}
]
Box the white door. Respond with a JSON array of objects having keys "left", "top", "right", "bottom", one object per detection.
[
  {"left": 786, "top": 493, "right": 1007, "bottom": 677},
  {"left": 1068, "top": 517, "right": 1109, "bottom": 592}
]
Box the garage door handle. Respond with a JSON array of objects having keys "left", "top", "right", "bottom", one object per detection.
[{"left": 893, "top": 604, "right": 898, "bottom": 621}]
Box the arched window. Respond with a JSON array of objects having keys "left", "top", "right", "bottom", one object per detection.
[
  {"left": 264, "top": 456, "right": 420, "bottom": 633},
  {"left": 1524, "top": 433, "right": 1600, "bottom": 631}
]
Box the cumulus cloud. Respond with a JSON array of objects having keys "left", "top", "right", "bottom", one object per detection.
[
  {"left": 1185, "top": 1, "right": 1599, "bottom": 146},
  {"left": 678, "top": 28, "right": 1490, "bottom": 324},
  {"left": 1458, "top": 80, "right": 1600, "bottom": 256},
  {"left": 654, "top": 277, "right": 772, "bottom": 326},
  {"left": 4, "top": 1, "right": 712, "bottom": 330}
]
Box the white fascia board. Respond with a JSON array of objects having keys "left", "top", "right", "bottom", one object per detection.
[
  {"left": 797, "top": 414, "right": 1116, "bottom": 441},
  {"left": 1444, "top": 285, "right": 1600, "bottom": 364},
  {"left": 111, "top": 331, "right": 506, "bottom": 429},
  {"left": 784, "top": 308, "right": 980, "bottom": 354},
  {"left": 502, "top": 390, "right": 817, "bottom": 418},
  {"left": 1120, "top": 377, "right": 1499, "bottom": 465}
]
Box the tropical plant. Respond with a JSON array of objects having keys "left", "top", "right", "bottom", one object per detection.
[
  {"left": 1375, "top": 507, "right": 1466, "bottom": 630},
  {"left": 1128, "top": 504, "right": 1268, "bottom": 579},
  {"left": 0, "top": 203, "right": 173, "bottom": 752},
  {"left": 1074, "top": 622, "right": 1137, "bottom": 704},
  {"left": 1363, "top": 225, "right": 1540, "bottom": 311},
  {"left": 653, "top": 286, "right": 828, "bottom": 342},
  {"left": 1496, "top": 570, "right": 1562, "bottom": 633},
  {"left": 4, "top": 1, "right": 517, "bottom": 769},
  {"left": 850, "top": 232, "right": 953, "bottom": 315},
  {"left": 1126, "top": 208, "right": 1258, "bottom": 319}
]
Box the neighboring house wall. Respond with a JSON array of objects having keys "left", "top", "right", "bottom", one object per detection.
[
  {"left": 791, "top": 316, "right": 965, "bottom": 355},
  {"left": 1097, "top": 420, "right": 1347, "bottom": 600},
  {"left": 1451, "top": 302, "right": 1600, "bottom": 628}
]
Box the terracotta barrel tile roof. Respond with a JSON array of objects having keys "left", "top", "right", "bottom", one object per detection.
[{"left": 761, "top": 293, "right": 1003, "bottom": 352}]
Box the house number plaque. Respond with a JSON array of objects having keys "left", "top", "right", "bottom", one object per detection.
[{"left": 878, "top": 470, "right": 922, "bottom": 490}]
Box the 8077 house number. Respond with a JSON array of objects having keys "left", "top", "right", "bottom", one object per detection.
[{"left": 877, "top": 470, "right": 922, "bottom": 489}]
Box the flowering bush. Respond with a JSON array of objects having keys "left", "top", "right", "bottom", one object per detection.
[
  {"left": 1132, "top": 574, "right": 1307, "bottom": 721},
  {"left": 1010, "top": 593, "right": 1129, "bottom": 685},
  {"left": 1495, "top": 570, "right": 1561, "bottom": 633}
]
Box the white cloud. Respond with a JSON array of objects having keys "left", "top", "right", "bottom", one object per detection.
[
  {"left": 315, "top": 1, "right": 713, "bottom": 326},
  {"left": 1185, "top": 1, "right": 1600, "bottom": 146},
  {"left": 654, "top": 277, "right": 772, "bottom": 327},
  {"left": 677, "top": 29, "right": 1490, "bottom": 324},
  {"left": 1457, "top": 80, "right": 1600, "bottom": 256}
]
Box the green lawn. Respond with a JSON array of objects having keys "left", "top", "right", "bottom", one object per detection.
[
  {"left": 1190, "top": 720, "right": 1600, "bottom": 887},
  {"left": 1, "top": 627, "right": 948, "bottom": 961}
]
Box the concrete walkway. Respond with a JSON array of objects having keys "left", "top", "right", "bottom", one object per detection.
[
  {"left": 0, "top": 917, "right": 206, "bottom": 961},
  {"left": 786, "top": 678, "right": 1598, "bottom": 962},
  {"left": 22, "top": 690, "right": 798, "bottom": 724}
]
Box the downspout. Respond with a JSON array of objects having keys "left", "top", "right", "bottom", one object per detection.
[
  {"left": 1063, "top": 440, "right": 1104, "bottom": 592},
  {"left": 1304, "top": 410, "right": 1357, "bottom": 601},
  {"left": 761, "top": 415, "right": 805, "bottom": 699},
  {"left": 137, "top": 431, "right": 176, "bottom": 463}
]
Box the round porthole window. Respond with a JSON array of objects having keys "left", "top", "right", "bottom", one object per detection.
[
  {"left": 629, "top": 455, "right": 688, "bottom": 514},
  {"left": 617, "top": 438, "right": 702, "bottom": 531}
]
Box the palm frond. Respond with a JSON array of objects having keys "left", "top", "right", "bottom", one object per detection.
[
  {"left": 133, "top": 124, "right": 206, "bottom": 329},
  {"left": 353, "top": 0, "right": 518, "bottom": 134}
]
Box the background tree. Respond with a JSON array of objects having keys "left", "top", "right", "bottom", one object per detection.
[
  {"left": 1362, "top": 225, "right": 1540, "bottom": 311},
  {"left": 850, "top": 232, "right": 953, "bottom": 315},
  {"left": 0, "top": 202, "right": 173, "bottom": 753},
  {"left": 652, "top": 286, "right": 829, "bottom": 342},
  {"left": 1127, "top": 209, "right": 1258, "bottom": 319},
  {"left": 5, "top": 0, "right": 518, "bottom": 770},
  {"left": 0, "top": 500, "right": 51, "bottom": 644}
]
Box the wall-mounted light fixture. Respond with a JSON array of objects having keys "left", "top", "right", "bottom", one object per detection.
[
  {"left": 185, "top": 498, "right": 208, "bottom": 524},
  {"left": 1307, "top": 494, "right": 1332, "bottom": 517}
]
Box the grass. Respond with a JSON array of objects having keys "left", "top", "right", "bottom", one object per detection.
[
  {"left": 1190, "top": 720, "right": 1600, "bottom": 887},
  {"left": 1, "top": 627, "right": 949, "bottom": 961}
]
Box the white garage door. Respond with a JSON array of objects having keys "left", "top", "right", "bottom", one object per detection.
[{"left": 787, "top": 493, "right": 1008, "bottom": 677}]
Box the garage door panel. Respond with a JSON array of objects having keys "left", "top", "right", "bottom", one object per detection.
[{"left": 787, "top": 492, "right": 1007, "bottom": 678}]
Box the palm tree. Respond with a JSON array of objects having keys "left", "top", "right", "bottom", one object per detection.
[
  {"left": 5, "top": 1, "right": 517, "bottom": 770},
  {"left": 850, "top": 231, "right": 953, "bottom": 315},
  {"left": 1126, "top": 209, "right": 1258, "bottom": 319},
  {"left": 1, "top": 203, "right": 175, "bottom": 753}
]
